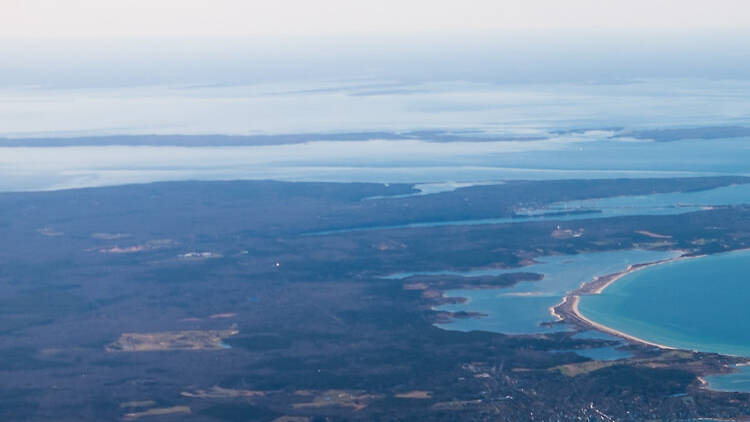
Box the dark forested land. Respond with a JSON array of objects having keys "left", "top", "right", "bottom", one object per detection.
[
  {"left": 0, "top": 130, "right": 542, "bottom": 147},
  {"left": 4, "top": 125, "right": 750, "bottom": 148},
  {"left": 2, "top": 177, "right": 750, "bottom": 421}
]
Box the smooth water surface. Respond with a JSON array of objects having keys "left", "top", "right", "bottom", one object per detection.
[
  {"left": 4, "top": 79, "right": 750, "bottom": 138},
  {"left": 0, "top": 137, "right": 720, "bottom": 192},
  {"left": 310, "top": 182, "right": 750, "bottom": 235},
  {"left": 4, "top": 79, "right": 750, "bottom": 192},
  {"left": 386, "top": 249, "right": 679, "bottom": 334},
  {"left": 574, "top": 346, "right": 632, "bottom": 361},
  {"left": 554, "top": 346, "right": 633, "bottom": 361},
  {"left": 579, "top": 249, "right": 750, "bottom": 357},
  {"left": 705, "top": 365, "right": 750, "bottom": 393}
]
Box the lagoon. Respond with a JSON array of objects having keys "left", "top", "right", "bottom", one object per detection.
[
  {"left": 386, "top": 249, "right": 678, "bottom": 335},
  {"left": 705, "top": 365, "right": 750, "bottom": 393}
]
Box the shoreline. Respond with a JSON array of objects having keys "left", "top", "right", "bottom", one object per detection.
[
  {"left": 552, "top": 252, "right": 701, "bottom": 350},
  {"left": 569, "top": 295, "right": 676, "bottom": 350}
]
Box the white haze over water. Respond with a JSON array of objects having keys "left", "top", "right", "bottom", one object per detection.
[
  {"left": 2, "top": 40, "right": 750, "bottom": 193},
  {"left": 3, "top": 2, "right": 750, "bottom": 193},
  {"left": 3, "top": 78, "right": 750, "bottom": 191},
  {"left": 3, "top": 18, "right": 750, "bottom": 194},
  {"left": 0, "top": 138, "right": 735, "bottom": 192},
  {"left": 2, "top": 79, "right": 750, "bottom": 137}
]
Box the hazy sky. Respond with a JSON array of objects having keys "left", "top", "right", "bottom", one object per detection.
[
  {"left": 1, "top": 1, "right": 749, "bottom": 88},
  {"left": 1, "top": 1, "right": 750, "bottom": 138},
  {"left": 2, "top": 0, "right": 750, "bottom": 39}
]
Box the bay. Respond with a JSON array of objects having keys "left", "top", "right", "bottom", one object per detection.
[
  {"left": 386, "top": 249, "right": 679, "bottom": 335},
  {"left": 579, "top": 249, "right": 750, "bottom": 357}
]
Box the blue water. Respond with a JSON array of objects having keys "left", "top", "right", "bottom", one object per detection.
[
  {"left": 2, "top": 133, "right": 750, "bottom": 194},
  {"left": 309, "top": 182, "right": 750, "bottom": 235},
  {"left": 574, "top": 346, "right": 632, "bottom": 361},
  {"left": 3, "top": 79, "right": 750, "bottom": 192},
  {"left": 571, "top": 330, "right": 622, "bottom": 341},
  {"left": 705, "top": 365, "right": 750, "bottom": 393},
  {"left": 4, "top": 79, "right": 750, "bottom": 139},
  {"left": 534, "top": 182, "right": 750, "bottom": 217},
  {"left": 579, "top": 249, "right": 750, "bottom": 357},
  {"left": 362, "top": 181, "right": 505, "bottom": 200},
  {"left": 554, "top": 331, "right": 633, "bottom": 360},
  {"left": 385, "top": 249, "right": 678, "bottom": 334},
  {"left": 555, "top": 346, "right": 632, "bottom": 361},
  {"left": 0, "top": 143, "right": 712, "bottom": 193}
]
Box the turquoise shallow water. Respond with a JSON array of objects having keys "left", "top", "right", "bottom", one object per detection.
[
  {"left": 386, "top": 249, "right": 678, "bottom": 334},
  {"left": 579, "top": 249, "right": 750, "bottom": 357}
]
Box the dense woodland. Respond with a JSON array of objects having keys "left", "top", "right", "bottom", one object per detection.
[{"left": 1, "top": 177, "right": 750, "bottom": 421}]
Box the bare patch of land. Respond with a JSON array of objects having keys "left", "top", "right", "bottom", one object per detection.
[
  {"left": 91, "top": 232, "right": 132, "bottom": 240},
  {"left": 181, "top": 386, "right": 264, "bottom": 399},
  {"left": 551, "top": 227, "right": 584, "bottom": 239},
  {"left": 98, "top": 239, "right": 174, "bottom": 254},
  {"left": 271, "top": 417, "right": 311, "bottom": 422},
  {"left": 119, "top": 401, "right": 157, "bottom": 409},
  {"left": 123, "top": 406, "right": 191, "bottom": 419},
  {"left": 106, "top": 326, "right": 238, "bottom": 352},
  {"left": 209, "top": 313, "right": 237, "bottom": 319},
  {"left": 636, "top": 230, "right": 673, "bottom": 239},
  {"left": 37, "top": 227, "right": 63, "bottom": 237},
  {"left": 292, "top": 390, "right": 382, "bottom": 411},
  {"left": 395, "top": 390, "right": 433, "bottom": 399}
]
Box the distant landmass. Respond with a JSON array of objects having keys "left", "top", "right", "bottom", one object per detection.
[
  {"left": 627, "top": 126, "right": 750, "bottom": 142},
  {"left": 2, "top": 176, "right": 750, "bottom": 420},
  {"left": 0, "top": 130, "right": 543, "bottom": 147},
  {"left": 3, "top": 126, "right": 750, "bottom": 147}
]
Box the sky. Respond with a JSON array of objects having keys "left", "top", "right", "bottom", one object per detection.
[
  {"left": 1, "top": 0, "right": 749, "bottom": 39},
  {"left": 0, "top": 2, "right": 749, "bottom": 140},
  {"left": 1, "top": 1, "right": 749, "bottom": 91}
]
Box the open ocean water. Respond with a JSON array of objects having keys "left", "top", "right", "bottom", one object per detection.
[{"left": 3, "top": 78, "right": 750, "bottom": 191}]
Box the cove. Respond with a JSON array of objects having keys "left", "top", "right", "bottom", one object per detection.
[{"left": 386, "top": 249, "right": 678, "bottom": 335}]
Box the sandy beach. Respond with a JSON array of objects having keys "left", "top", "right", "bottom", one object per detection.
[
  {"left": 568, "top": 295, "right": 675, "bottom": 349},
  {"left": 552, "top": 252, "right": 702, "bottom": 350}
]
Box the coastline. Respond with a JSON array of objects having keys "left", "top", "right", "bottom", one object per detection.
[
  {"left": 568, "top": 295, "right": 675, "bottom": 350},
  {"left": 552, "top": 252, "right": 701, "bottom": 350}
]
